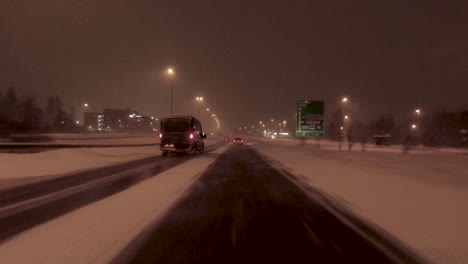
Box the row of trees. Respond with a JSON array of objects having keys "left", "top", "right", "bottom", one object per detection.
[
  {"left": 0, "top": 87, "right": 76, "bottom": 136},
  {"left": 326, "top": 108, "right": 468, "bottom": 147}
]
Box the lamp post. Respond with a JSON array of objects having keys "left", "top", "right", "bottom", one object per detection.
[
  {"left": 167, "top": 68, "right": 175, "bottom": 115},
  {"left": 210, "top": 113, "right": 216, "bottom": 133},
  {"left": 195, "top": 96, "right": 203, "bottom": 117}
]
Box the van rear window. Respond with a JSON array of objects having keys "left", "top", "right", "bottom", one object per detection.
[{"left": 162, "top": 119, "right": 190, "bottom": 133}]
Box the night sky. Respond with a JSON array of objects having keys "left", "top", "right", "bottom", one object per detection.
[{"left": 1, "top": 0, "right": 467, "bottom": 129}]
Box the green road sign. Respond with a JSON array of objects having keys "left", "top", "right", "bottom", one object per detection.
[{"left": 296, "top": 100, "right": 324, "bottom": 138}]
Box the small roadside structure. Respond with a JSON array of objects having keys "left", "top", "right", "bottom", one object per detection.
[{"left": 374, "top": 134, "right": 391, "bottom": 146}]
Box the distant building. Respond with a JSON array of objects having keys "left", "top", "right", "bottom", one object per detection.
[
  {"left": 127, "top": 114, "right": 154, "bottom": 131},
  {"left": 85, "top": 108, "right": 155, "bottom": 132},
  {"left": 84, "top": 112, "right": 104, "bottom": 132},
  {"left": 103, "top": 108, "right": 138, "bottom": 131}
]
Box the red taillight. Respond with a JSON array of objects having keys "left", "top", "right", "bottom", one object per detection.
[
  {"left": 190, "top": 133, "right": 194, "bottom": 139},
  {"left": 159, "top": 133, "right": 162, "bottom": 138}
]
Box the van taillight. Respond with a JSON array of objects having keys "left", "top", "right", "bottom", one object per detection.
[
  {"left": 190, "top": 133, "right": 194, "bottom": 139},
  {"left": 159, "top": 133, "right": 162, "bottom": 138}
]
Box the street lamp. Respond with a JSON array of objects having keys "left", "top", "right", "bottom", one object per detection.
[
  {"left": 344, "top": 115, "right": 349, "bottom": 120},
  {"left": 415, "top": 109, "right": 421, "bottom": 115},
  {"left": 206, "top": 108, "right": 210, "bottom": 111},
  {"left": 195, "top": 96, "right": 204, "bottom": 117},
  {"left": 167, "top": 67, "right": 175, "bottom": 115},
  {"left": 411, "top": 124, "right": 417, "bottom": 129},
  {"left": 341, "top": 97, "right": 348, "bottom": 103},
  {"left": 84, "top": 103, "right": 89, "bottom": 107}
]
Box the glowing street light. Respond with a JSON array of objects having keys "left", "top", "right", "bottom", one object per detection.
[
  {"left": 195, "top": 96, "right": 204, "bottom": 116},
  {"left": 84, "top": 103, "right": 89, "bottom": 107},
  {"left": 411, "top": 124, "right": 417, "bottom": 129},
  {"left": 415, "top": 109, "right": 421, "bottom": 115},
  {"left": 340, "top": 126, "right": 344, "bottom": 130},
  {"left": 206, "top": 108, "right": 210, "bottom": 111},
  {"left": 342, "top": 97, "right": 348, "bottom": 103},
  {"left": 167, "top": 67, "right": 175, "bottom": 115},
  {"left": 344, "top": 115, "right": 349, "bottom": 120}
]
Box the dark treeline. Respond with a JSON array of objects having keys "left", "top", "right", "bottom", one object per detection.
[
  {"left": 0, "top": 87, "right": 77, "bottom": 137},
  {"left": 326, "top": 108, "right": 468, "bottom": 148}
]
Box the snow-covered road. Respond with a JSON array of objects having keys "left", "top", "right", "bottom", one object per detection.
[
  {"left": 0, "top": 146, "right": 229, "bottom": 264},
  {"left": 0, "top": 137, "right": 466, "bottom": 263},
  {"left": 0, "top": 137, "right": 219, "bottom": 190}
]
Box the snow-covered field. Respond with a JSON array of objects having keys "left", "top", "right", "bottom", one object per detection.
[{"left": 251, "top": 137, "right": 468, "bottom": 264}]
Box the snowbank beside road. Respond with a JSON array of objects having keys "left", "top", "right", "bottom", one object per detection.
[
  {"left": 252, "top": 139, "right": 468, "bottom": 263},
  {"left": 1, "top": 135, "right": 159, "bottom": 146},
  {"left": 261, "top": 137, "right": 468, "bottom": 155},
  {"left": 7, "top": 133, "right": 155, "bottom": 141},
  {"left": 0, "top": 146, "right": 157, "bottom": 181}
]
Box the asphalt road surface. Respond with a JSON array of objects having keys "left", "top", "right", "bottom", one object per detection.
[{"left": 120, "top": 145, "right": 413, "bottom": 264}]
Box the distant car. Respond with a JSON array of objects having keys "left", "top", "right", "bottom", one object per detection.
[{"left": 232, "top": 137, "right": 244, "bottom": 145}]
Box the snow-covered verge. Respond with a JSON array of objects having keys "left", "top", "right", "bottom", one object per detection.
[
  {"left": 251, "top": 138, "right": 468, "bottom": 263},
  {"left": 0, "top": 145, "right": 228, "bottom": 264},
  {"left": 262, "top": 137, "right": 468, "bottom": 155},
  {"left": 6, "top": 133, "right": 156, "bottom": 141},
  {"left": 0, "top": 135, "right": 159, "bottom": 146},
  {"left": 0, "top": 137, "right": 221, "bottom": 189}
]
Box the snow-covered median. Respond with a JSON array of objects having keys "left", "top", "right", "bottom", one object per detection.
[
  {"left": 0, "top": 145, "right": 228, "bottom": 264},
  {"left": 252, "top": 138, "right": 468, "bottom": 263},
  {"left": 1, "top": 135, "right": 158, "bottom": 146}
]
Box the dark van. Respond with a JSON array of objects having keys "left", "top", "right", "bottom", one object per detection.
[{"left": 159, "top": 116, "right": 206, "bottom": 156}]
